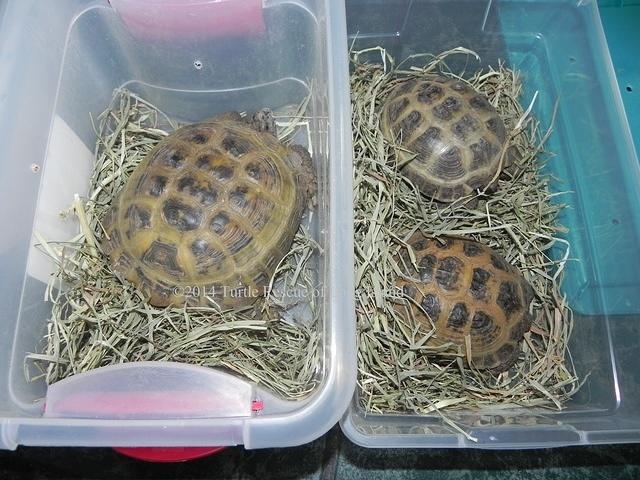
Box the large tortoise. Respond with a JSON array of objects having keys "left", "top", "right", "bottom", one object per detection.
[
  {"left": 396, "top": 233, "right": 534, "bottom": 372},
  {"left": 380, "top": 75, "right": 512, "bottom": 202},
  {"left": 102, "top": 109, "right": 315, "bottom": 309}
]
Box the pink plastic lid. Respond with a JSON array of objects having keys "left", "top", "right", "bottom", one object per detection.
[
  {"left": 113, "top": 446, "right": 227, "bottom": 462},
  {"left": 44, "top": 362, "right": 258, "bottom": 420},
  {"left": 108, "top": 0, "right": 266, "bottom": 40},
  {"left": 42, "top": 364, "right": 268, "bottom": 462}
]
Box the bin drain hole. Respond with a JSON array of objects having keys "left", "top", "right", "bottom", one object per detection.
[
  {"left": 626, "top": 85, "right": 633, "bottom": 92},
  {"left": 194, "top": 60, "right": 203, "bottom": 70}
]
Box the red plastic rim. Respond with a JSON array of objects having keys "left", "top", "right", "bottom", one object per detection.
[{"left": 113, "top": 446, "right": 227, "bottom": 463}]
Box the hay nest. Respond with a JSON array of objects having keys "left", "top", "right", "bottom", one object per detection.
[
  {"left": 27, "top": 89, "right": 321, "bottom": 400},
  {"left": 351, "top": 47, "right": 582, "bottom": 429}
]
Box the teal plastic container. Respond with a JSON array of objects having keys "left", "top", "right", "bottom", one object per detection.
[
  {"left": 599, "top": 0, "right": 640, "bottom": 189},
  {"left": 342, "top": 0, "right": 640, "bottom": 448}
]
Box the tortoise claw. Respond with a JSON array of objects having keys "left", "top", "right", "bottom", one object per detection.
[{"left": 249, "top": 108, "right": 277, "bottom": 136}]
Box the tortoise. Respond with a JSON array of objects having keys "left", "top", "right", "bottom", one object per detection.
[
  {"left": 102, "top": 109, "right": 315, "bottom": 309},
  {"left": 380, "top": 75, "right": 512, "bottom": 203},
  {"left": 395, "top": 233, "right": 534, "bottom": 372}
]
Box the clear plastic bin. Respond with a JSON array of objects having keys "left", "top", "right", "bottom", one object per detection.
[
  {"left": 0, "top": 0, "right": 356, "bottom": 449},
  {"left": 341, "top": 0, "right": 640, "bottom": 448}
]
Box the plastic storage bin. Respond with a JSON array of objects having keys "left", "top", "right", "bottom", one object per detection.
[
  {"left": 342, "top": 0, "right": 640, "bottom": 448},
  {"left": 0, "top": 0, "right": 355, "bottom": 449}
]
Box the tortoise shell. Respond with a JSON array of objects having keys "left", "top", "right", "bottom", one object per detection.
[
  {"left": 396, "top": 233, "right": 534, "bottom": 372},
  {"left": 380, "top": 75, "right": 508, "bottom": 202},
  {"left": 102, "top": 110, "right": 314, "bottom": 309}
]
